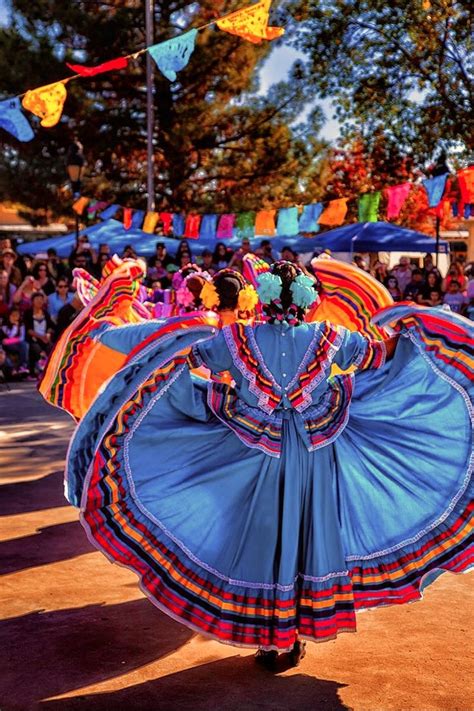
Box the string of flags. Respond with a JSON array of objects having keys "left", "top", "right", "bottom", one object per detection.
[
  {"left": 0, "top": 0, "right": 284, "bottom": 141},
  {"left": 71, "top": 165, "right": 474, "bottom": 238}
]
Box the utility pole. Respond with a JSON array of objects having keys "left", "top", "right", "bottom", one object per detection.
[{"left": 145, "top": 0, "right": 155, "bottom": 212}]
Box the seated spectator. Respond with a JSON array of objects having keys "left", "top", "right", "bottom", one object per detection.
[
  {"left": 384, "top": 275, "right": 402, "bottom": 302},
  {"left": 426, "top": 290, "right": 443, "bottom": 307},
  {"left": 46, "top": 248, "right": 68, "bottom": 282},
  {"left": 0, "top": 346, "right": 13, "bottom": 383},
  {"left": 32, "top": 261, "right": 56, "bottom": 295},
  {"left": 404, "top": 269, "right": 425, "bottom": 301},
  {"left": 147, "top": 257, "right": 171, "bottom": 287},
  {"left": 149, "top": 241, "right": 174, "bottom": 269},
  {"left": 72, "top": 252, "right": 92, "bottom": 274},
  {"left": 69, "top": 235, "right": 96, "bottom": 271},
  {"left": 12, "top": 275, "right": 43, "bottom": 314},
  {"left": 260, "top": 240, "right": 276, "bottom": 266},
  {"left": 421, "top": 254, "right": 441, "bottom": 284},
  {"left": 0, "top": 307, "right": 29, "bottom": 375},
  {"left": 353, "top": 255, "right": 369, "bottom": 272},
  {"left": 200, "top": 249, "right": 216, "bottom": 276},
  {"left": 419, "top": 272, "right": 441, "bottom": 305},
  {"left": 54, "top": 293, "right": 84, "bottom": 342},
  {"left": 178, "top": 252, "right": 192, "bottom": 270},
  {"left": 94, "top": 251, "right": 111, "bottom": 278},
  {"left": 47, "top": 278, "right": 74, "bottom": 323},
  {"left": 176, "top": 239, "right": 192, "bottom": 264},
  {"left": 391, "top": 256, "right": 414, "bottom": 294},
  {"left": 443, "top": 280, "right": 466, "bottom": 314},
  {"left": 24, "top": 292, "right": 54, "bottom": 374},
  {"left": 442, "top": 263, "right": 468, "bottom": 294},
  {"left": 373, "top": 261, "right": 389, "bottom": 283},
  {"left": 0, "top": 268, "right": 17, "bottom": 320},
  {"left": 122, "top": 244, "right": 137, "bottom": 259},
  {"left": 213, "top": 243, "right": 232, "bottom": 270},
  {"left": 229, "top": 238, "right": 253, "bottom": 271},
  {"left": 0, "top": 248, "right": 22, "bottom": 287}
]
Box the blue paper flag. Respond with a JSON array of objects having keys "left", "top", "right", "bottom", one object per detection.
[
  {"left": 422, "top": 174, "right": 448, "bottom": 208},
  {"left": 276, "top": 207, "right": 299, "bottom": 236},
  {"left": 298, "top": 203, "right": 323, "bottom": 232},
  {"left": 0, "top": 97, "right": 34, "bottom": 142},
  {"left": 99, "top": 204, "right": 121, "bottom": 220},
  {"left": 132, "top": 210, "right": 145, "bottom": 229},
  {"left": 148, "top": 29, "right": 198, "bottom": 82},
  {"left": 173, "top": 213, "right": 185, "bottom": 237},
  {"left": 199, "top": 214, "right": 218, "bottom": 241}
]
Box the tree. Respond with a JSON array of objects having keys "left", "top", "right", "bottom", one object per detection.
[
  {"left": 0, "top": 0, "right": 325, "bottom": 215},
  {"left": 289, "top": 0, "right": 474, "bottom": 161}
]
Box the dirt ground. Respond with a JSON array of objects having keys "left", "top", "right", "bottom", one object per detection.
[{"left": 1, "top": 383, "right": 473, "bottom": 711}]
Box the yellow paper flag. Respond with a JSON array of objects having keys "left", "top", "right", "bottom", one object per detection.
[
  {"left": 216, "top": 0, "right": 285, "bottom": 44},
  {"left": 22, "top": 81, "right": 67, "bottom": 128},
  {"left": 143, "top": 211, "right": 160, "bottom": 234}
]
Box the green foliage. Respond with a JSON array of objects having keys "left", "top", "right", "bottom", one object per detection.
[
  {"left": 290, "top": 0, "right": 473, "bottom": 161},
  {"left": 0, "top": 0, "right": 326, "bottom": 214}
]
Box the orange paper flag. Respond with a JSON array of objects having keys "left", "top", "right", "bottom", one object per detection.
[
  {"left": 216, "top": 0, "right": 285, "bottom": 44},
  {"left": 22, "top": 81, "right": 68, "bottom": 128},
  {"left": 317, "top": 198, "right": 348, "bottom": 227},
  {"left": 72, "top": 196, "right": 90, "bottom": 215},
  {"left": 142, "top": 211, "right": 159, "bottom": 234}
]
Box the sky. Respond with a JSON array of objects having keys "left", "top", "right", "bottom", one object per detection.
[{"left": 0, "top": 0, "right": 340, "bottom": 142}]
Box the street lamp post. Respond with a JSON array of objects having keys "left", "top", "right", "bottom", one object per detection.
[
  {"left": 66, "top": 140, "right": 85, "bottom": 243},
  {"left": 431, "top": 151, "right": 450, "bottom": 267}
]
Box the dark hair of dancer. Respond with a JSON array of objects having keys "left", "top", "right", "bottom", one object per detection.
[
  {"left": 263, "top": 261, "right": 316, "bottom": 326},
  {"left": 213, "top": 269, "right": 247, "bottom": 311}
]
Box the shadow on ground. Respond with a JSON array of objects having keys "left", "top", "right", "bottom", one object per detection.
[
  {"left": 40, "top": 656, "right": 349, "bottom": 711},
  {"left": 0, "top": 469, "right": 67, "bottom": 517},
  {"left": 1, "top": 599, "right": 193, "bottom": 710}
]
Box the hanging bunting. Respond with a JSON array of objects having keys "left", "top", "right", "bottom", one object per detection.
[
  {"left": 143, "top": 211, "right": 160, "bottom": 234},
  {"left": 123, "top": 207, "right": 133, "bottom": 230},
  {"left": 72, "top": 196, "right": 90, "bottom": 215},
  {"left": 22, "top": 81, "right": 68, "bottom": 128},
  {"left": 131, "top": 209, "right": 145, "bottom": 229},
  {"left": 255, "top": 209, "right": 276, "bottom": 236},
  {"left": 358, "top": 192, "right": 381, "bottom": 222},
  {"left": 0, "top": 97, "right": 34, "bottom": 142},
  {"left": 422, "top": 174, "right": 448, "bottom": 208},
  {"left": 298, "top": 203, "right": 322, "bottom": 233},
  {"left": 385, "top": 183, "right": 411, "bottom": 219},
  {"left": 99, "top": 204, "right": 120, "bottom": 220},
  {"left": 457, "top": 167, "right": 474, "bottom": 205},
  {"left": 66, "top": 57, "right": 129, "bottom": 77},
  {"left": 276, "top": 207, "right": 299, "bottom": 236},
  {"left": 216, "top": 213, "right": 235, "bottom": 239},
  {"left": 317, "top": 198, "right": 348, "bottom": 227},
  {"left": 148, "top": 29, "right": 198, "bottom": 82},
  {"left": 235, "top": 211, "right": 255, "bottom": 239},
  {"left": 173, "top": 213, "right": 185, "bottom": 237},
  {"left": 199, "top": 214, "right": 218, "bottom": 240},
  {"left": 159, "top": 212, "right": 174, "bottom": 235},
  {"left": 216, "top": 0, "right": 285, "bottom": 44},
  {"left": 184, "top": 213, "right": 201, "bottom": 239}
]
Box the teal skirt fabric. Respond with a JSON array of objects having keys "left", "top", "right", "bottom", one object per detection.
[{"left": 66, "top": 307, "right": 473, "bottom": 651}]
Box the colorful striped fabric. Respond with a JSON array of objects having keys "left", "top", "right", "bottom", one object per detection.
[{"left": 308, "top": 256, "right": 392, "bottom": 339}]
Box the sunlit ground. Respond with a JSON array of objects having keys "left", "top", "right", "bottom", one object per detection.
[{"left": 1, "top": 383, "right": 473, "bottom": 711}]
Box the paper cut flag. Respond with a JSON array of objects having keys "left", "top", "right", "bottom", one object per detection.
[
  {"left": 99, "top": 204, "right": 120, "bottom": 220},
  {"left": 457, "top": 167, "right": 474, "bottom": 205},
  {"left": 143, "top": 211, "right": 160, "bottom": 234},
  {"left": 123, "top": 207, "right": 133, "bottom": 230},
  {"left": 184, "top": 214, "right": 201, "bottom": 239},
  {"left": 72, "top": 197, "right": 90, "bottom": 215},
  {"left": 422, "top": 174, "right": 448, "bottom": 208},
  {"left": 298, "top": 203, "right": 322, "bottom": 232},
  {"left": 255, "top": 209, "right": 276, "bottom": 236},
  {"left": 148, "top": 29, "right": 198, "bottom": 82},
  {"left": 216, "top": 214, "right": 235, "bottom": 239},
  {"left": 216, "top": 0, "right": 285, "bottom": 44},
  {"left": 199, "top": 214, "right": 218, "bottom": 240},
  {"left": 66, "top": 57, "right": 128, "bottom": 77},
  {"left": 173, "top": 213, "right": 185, "bottom": 237},
  {"left": 131, "top": 210, "right": 145, "bottom": 229},
  {"left": 318, "top": 198, "right": 348, "bottom": 227},
  {"left": 0, "top": 97, "right": 34, "bottom": 142},
  {"left": 358, "top": 192, "right": 381, "bottom": 222},
  {"left": 160, "top": 212, "right": 174, "bottom": 235},
  {"left": 22, "top": 81, "right": 68, "bottom": 128},
  {"left": 386, "top": 183, "right": 411, "bottom": 219},
  {"left": 276, "top": 207, "right": 299, "bottom": 236},
  {"left": 235, "top": 211, "right": 255, "bottom": 239}
]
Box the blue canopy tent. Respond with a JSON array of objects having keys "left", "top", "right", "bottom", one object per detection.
[{"left": 310, "top": 222, "right": 449, "bottom": 254}]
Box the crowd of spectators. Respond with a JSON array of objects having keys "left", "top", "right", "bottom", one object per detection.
[{"left": 1, "top": 233, "right": 473, "bottom": 384}]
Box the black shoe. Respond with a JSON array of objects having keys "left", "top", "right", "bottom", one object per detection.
[
  {"left": 254, "top": 649, "right": 278, "bottom": 671},
  {"left": 288, "top": 640, "right": 306, "bottom": 667}
]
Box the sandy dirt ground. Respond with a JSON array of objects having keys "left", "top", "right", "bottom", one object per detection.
[{"left": 1, "top": 383, "right": 473, "bottom": 711}]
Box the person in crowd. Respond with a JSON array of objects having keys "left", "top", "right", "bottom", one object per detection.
[
  {"left": 391, "top": 256, "right": 414, "bottom": 294},
  {"left": 200, "top": 249, "right": 216, "bottom": 275},
  {"left": 228, "top": 238, "right": 253, "bottom": 271},
  {"left": 54, "top": 293, "right": 84, "bottom": 342},
  {"left": 260, "top": 240, "right": 276, "bottom": 266},
  {"left": 122, "top": 244, "right": 137, "bottom": 259},
  {"left": 353, "top": 255, "right": 369, "bottom": 272},
  {"left": 442, "top": 263, "right": 468, "bottom": 294},
  {"left": 373, "top": 261, "right": 389, "bottom": 283},
  {"left": 421, "top": 254, "right": 441, "bottom": 284},
  {"left": 0, "top": 307, "right": 29, "bottom": 376},
  {"left": 12, "top": 275, "right": 43, "bottom": 314},
  {"left": 426, "top": 289, "right": 443, "bottom": 307},
  {"left": 47, "top": 278, "right": 74, "bottom": 324},
  {"left": 147, "top": 255, "right": 171, "bottom": 287},
  {"left": 384, "top": 274, "right": 403, "bottom": 302},
  {"left": 24, "top": 292, "right": 54, "bottom": 375},
  {"left": 403, "top": 268, "right": 425, "bottom": 301},
  {"left": 419, "top": 272, "right": 442, "bottom": 306},
  {"left": 0, "top": 248, "right": 22, "bottom": 287},
  {"left": 46, "top": 248, "right": 68, "bottom": 282},
  {"left": 72, "top": 252, "right": 92, "bottom": 274},
  {"left": 213, "top": 243, "right": 233, "bottom": 270},
  {"left": 176, "top": 239, "right": 192, "bottom": 264},
  {"left": 32, "top": 261, "right": 56, "bottom": 296},
  {"left": 0, "top": 268, "right": 17, "bottom": 319},
  {"left": 280, "top": 246, "right": 299, "bottom": 264},
  {"left": 178, "top": 252, "right": 192, "bottom": 270},
  {"left": 443, "top": 280, "right": 467, "bottom": 314},
  {"left": 149, "top": 242, "right": 174, "bottom": 270},
  {"left": 69, "top": 235, "right": 96, "bottom": 271}
]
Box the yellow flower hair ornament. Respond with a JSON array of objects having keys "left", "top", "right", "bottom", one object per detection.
[
  {"left": 200, "top": 280, "right": 220, "bottom": 310},
  {"left": 237, "top": 284, "right": 259, "bottom": 312}
]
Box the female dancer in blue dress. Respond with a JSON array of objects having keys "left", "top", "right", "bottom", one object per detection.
[{"left": 64, "top": 261, "right": 473, "bottom": 669}]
